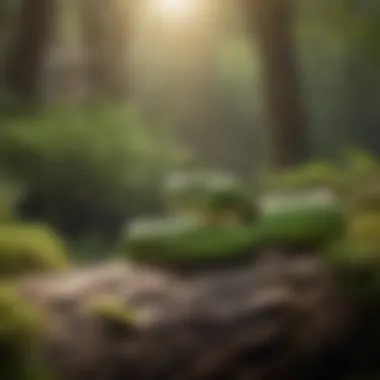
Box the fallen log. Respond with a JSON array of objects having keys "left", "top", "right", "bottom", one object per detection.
[{"left": 16, "top": 251, "right": 350, "bottom": 380}]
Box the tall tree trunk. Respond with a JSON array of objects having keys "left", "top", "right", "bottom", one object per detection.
[
  {"left": 245, "top": 0, "right": 310, "bottom": 168},
  {"left": 3, "top": 0, "right": 55, "bottom": 105}
]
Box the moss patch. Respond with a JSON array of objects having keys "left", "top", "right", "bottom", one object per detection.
[
  {"left": 87, "top": 296, "right": 137, "bottom": 328},
  {"left": 0, "top": 285, "right": 49, "bottom": 380},
  {"left": 0, "top": 224, "right": 68, "bottom": 278},
  {"left": 257, "top": 204, "right": 346, "bottom": 249},
  {"left": 127, "top": 223, "right": 261, "bottom": 264},
  {"left": 124, "top": 203, "right": 345, "bottom": 265}
]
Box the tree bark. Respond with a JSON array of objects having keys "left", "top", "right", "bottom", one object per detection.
[
  {"left": 245, "top": 0, "right": 310, "bottom": 168},
  {"left": 3, "top": 0, "right": 55, "bottom": 105}
]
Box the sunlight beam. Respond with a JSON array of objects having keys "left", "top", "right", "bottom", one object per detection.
[{"left": 154, "top": 0, "right": 193, "bottom": 18}]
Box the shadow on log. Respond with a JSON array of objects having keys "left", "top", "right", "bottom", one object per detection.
[{"left": 17, "top": 252, "right": 350, "bottom": 380}]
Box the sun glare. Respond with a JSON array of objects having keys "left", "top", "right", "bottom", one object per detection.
[{"left": 155, "top": 0, "right": 192, "bottom": 17}]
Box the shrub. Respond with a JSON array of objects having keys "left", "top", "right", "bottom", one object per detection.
[
  {"left": 341, "top": 150, "right": 380, "bottom": 211},
  {"left": 0, "top": 105, "right": 189, "bottom": 241},
  {"left": 262, "top": 161, "right": 343, "bottom": 193},
  {"left": 258, "top": 203, "right": 345, "bottom": 249},
  {"left": 202, "top": 188, "right": 258, "bottom": 224},
  {"left": 0, "top": 224, "right": 68, "bottom": 277},
  {"left": 326, "top": 211, "right": 380, "bottom": 270},
  {"left": 163, "top": 170, "right": 257, "bottom": 223},
  {"left": 262, "top": 150, "right": 380, "bottom": 209}
]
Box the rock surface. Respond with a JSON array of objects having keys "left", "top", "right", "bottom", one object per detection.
[{"left": 17, "top": 252, "right": 350, "bottom": 380}]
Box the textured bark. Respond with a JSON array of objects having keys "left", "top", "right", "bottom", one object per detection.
[
  {"left": 245, "top": 0, "right": 310, "bottom": 168},
  {"left": 3, "top": 0, "right": 55, "bottom": 104},
  {"left": 18, "top": 252, "right": 349, "bottom": 380}
]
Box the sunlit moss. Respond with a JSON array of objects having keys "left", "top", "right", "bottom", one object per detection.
[
  {"left": 0, "top": 224, "right": 69, "bottom": 278},
  {"left": 87, "top": 296, "right": 137, "bottom": 327},
  {"left": 0, "top": 285, "right": 49, "bottom": 380}
]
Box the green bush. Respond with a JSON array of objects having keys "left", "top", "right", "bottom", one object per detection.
[
  {"left": 261, "top": 151, "right": 380, "bottom": 273},
  {"left": 262, "top": 150, "right": 380, "bottom": 208},
  {"left": 0, "top": 286, "right": 48, "bottom": 380},
  {"left": 326, "top": 210, "right": 380, "bottom": 273},
  {"left": 258, "top": 204, "right": 345, "bottom": 249},
  {"left": 202, "top": 188, "right": 258, "bottom": 224},
  {"left": 0, "top": 224, "right": 68, "bottom": 277},
  {"left": 0, "top": 105, "right": 188, "bottom": 240},
  {"left": 164, "top": 170, "right": 257, "bottom": 223},
  {"left": 262, "top": 161, "right": 342, "bottom": 193}
]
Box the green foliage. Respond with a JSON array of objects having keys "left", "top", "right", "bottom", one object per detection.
[
  {"left": 0, "top": 224, "right": 68, "bottom": 277},
  {"left": 202, "top": 188, "right": 257, "bottom": 223},
  {"left": 127, "top": 215, "right": 202, "bottom": 241},
  {"left": 311, "top": 153, "right": 380, "bottom": 310},
  {"left": 263, "top": 150, "right": 380, "bottom": 206},
  {"left": 341, "top": 150, "right": 380, "bottom": 211},
  {"left": 126, "top": 221, "right": 260, "bottom": 265},
  {"left": 124, "top": 201, "right": 344, "bottom": 265},
  {"left": 0, "top": 285, "right": 48, "bottom": 380},
  {"left": 258, "top": 204, "right": 345, "bottom": 249},
  {"left": 0, "top": 178, "right": 22, "bottom": 222},
  {"left": 326, "top": 210, "right": 380, "bottom": 291},
  {"left": 318, "top": 152, "right": 380, "bottom": 282},
  {"left": 164, "top": 170, "right": 239, "bottom": 206},
  {"left": 263, "top": 161, "right": 342, "bottom": 192},
  {"left": 256, "top": 152, "right": 380, "bottom": 311},
  {"left": 261, "top": 154, "right": 380, "bottom": 378},
  {"left": 0, "top": 105, "right": 188, "bottom": 240},
  {"left": 264, "top": 150, "right": 379, "bottom": 251},
  {"left": 123, "top": 153, "right": 377, "bottom": 267},
  {"left": 164, "top": 170, "right": 257, "bottom": 222}
]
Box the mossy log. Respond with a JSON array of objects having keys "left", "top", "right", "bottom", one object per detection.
[{"left": 15, "top": 252, "right": 350, "bottom": 380}]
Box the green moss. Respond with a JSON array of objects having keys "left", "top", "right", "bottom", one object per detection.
[
  {"left": 351, "top": 189, "right": 380, "bottom": 213},
  {"left": 202, "top": 188, "right": 258, "bottom": 223},
  {"left": 127, "top": 223, "right": 261, "bottom": 264},
  {"left": 0, "top": 224, "right": 68, "bottom": 278},
  {"left": 87, "top": 296, "right": 137, "bottom": 338},
  {"left": 257, "top": 204, "right": 346, "bottom": 249},
  {"left": 87, "top": 296, "right": 137, "bottom": 326},
  {"left": 0, "top": 285, "right": 49, "bottom": 380},
  {"left": 263, "top": 162, "right": 342, "bottom": 192},
  {"left": 323, "top": 209, "right": 380, "bottom": 305},
  {"left": 326, "top": 211, "right": 380, "bottom": 266},
  {"left": 163, "top": 171, "right": 251, "bottom": 216},
  {"left": 124, "top": 202, "right": 344, "bottom": 265}
]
